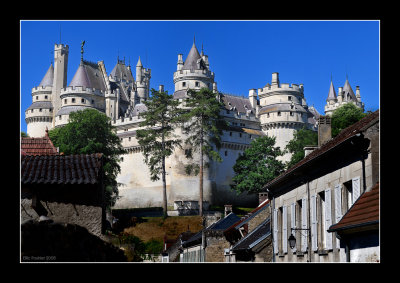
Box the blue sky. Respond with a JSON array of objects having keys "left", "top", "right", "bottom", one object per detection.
[{"left": 20, "top": 20, "right": 379, "bottom": 133}]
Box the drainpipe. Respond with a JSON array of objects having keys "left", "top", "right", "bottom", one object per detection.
[
  {"left": 268, "top": 190, "right": 276, "bottom": 263},
  {"left": 306, "top": 181, "right": 312, "bottom": 263}
]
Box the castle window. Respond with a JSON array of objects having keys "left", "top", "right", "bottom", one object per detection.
[
  {"left": 64, "top": 99, "right": 67, "bottom": 104},
  {"left": 36, "top": 96, "right": 38, "bottom": 100},
  {"left": 195, "top": 82, "right": 200, "bottom": 87},
  {"left": 81, "top": 98, "right": 85, "bottom": 103},
  {"left": 182, "top": 82, "right": 186, "bottom": 87},
  {"left": 225, "top": 151, "right": 228, "bottom": 156},
  {"left": 92, "top": 99, "right": 94, "bottom": 104},
  {"left": 31, "top": 109, "right": 33, "bottom": 113},
  {"left": 288, "top": 96, "right": 292, "bottom": 101},
  {"left": 59, "top": 115, "right": 62, "bottom": 120},
  {"left": 291, "top": 105, "right": 294, "bottom": 109},
  {"left": 290, "top": 111, "right": 294, "bottom": 116},
  {"left": 278, "top": 111, "right": 281, "bottom": 116},
  {"left": 267, "top": 113, "right": 270, "bottom": 118},
  {"left": 129, "top": 137, "right": 131, "bottom": 141},
  {"left": 239, "top": 133, "right": 242, "bottom": 138},
  {"left": 45, "top": 95, "right": 48, "bottom": 99},
  {"left": 229, "top": 132, "right": 232, "bottom": 136},
  {"left": 39, "top": 108, "right": 42, "bottom": 112},
  {"left": 72, "top": 98, "right": 75, "bottom": 103}
]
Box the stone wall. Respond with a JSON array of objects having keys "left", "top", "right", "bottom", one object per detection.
[
  {"left": 205, "top": 230, "right": 231, "bottom": 262},
  {"left": 247, "top": 205, "right": 270, "bottom": 233}
]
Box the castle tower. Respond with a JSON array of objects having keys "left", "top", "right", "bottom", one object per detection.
[
  {"left": 135, "top": 56, "right": 151, "bottom": 103},
  {"left": 173, "top": 40, "right": 216, "bottom": 100},
  {"left": 257, "top": 72, "right": 317, "bottom": 162},
  {"left": 51, "top": 44, "right": 69, "bottom": 127},
  {"left": 324, "top": 77, "right": 365, "bottom": 116},
  {"left": 26, "top": 64, "right": 55, "bottom": 137}
]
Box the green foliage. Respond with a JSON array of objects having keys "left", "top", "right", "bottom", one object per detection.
[
  {"left": 144, "top": 238, "right": 163, "bottom": 254},
  {"left": 231, "top": 135, "right": 285, "bottom": 195},
  {"left": 21, "top": 131, "right": 28, "bottom": 137},
  {"left": 331, "top": 103, "right": 367, "bottom": 137},
  {"left": 285, "top": 127, "right": 318, "bottom": 169},
  {"left": 136, "top": 89, "right": 183, "bottom": 218},
  {"left": 48, "top": 108, "right": 125, "bottom": 207},
  {"left": 136, "top": 89, "right": 182, "bottom": 181},
  {"left": 181, "top": 88, "right": 227, "bottom": 172}
]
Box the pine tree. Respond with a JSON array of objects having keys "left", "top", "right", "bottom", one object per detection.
[
  {"left": 180, "top": 88, "right": 227, "bottom": 216},
  {"left": 136, "top": 89, "right": 182, "bottom": 219}
]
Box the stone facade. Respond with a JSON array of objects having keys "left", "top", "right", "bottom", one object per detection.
[{"left": 204, "top": 230, "right": 231, "bottom": 262}]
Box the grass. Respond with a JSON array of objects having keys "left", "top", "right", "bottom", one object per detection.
[{"left": 123, "top": 215, "right": 204, "bottom": 242}]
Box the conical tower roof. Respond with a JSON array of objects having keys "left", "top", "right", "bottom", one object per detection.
[
  {"left": 343, "top": 78, "right": 357, "bottom": 100},
  {"left": 327, "top": 80, "right": 337, "bottom": 101},
  {"left": 182, "top": 42, "right": 202, "bottom": 70},
  {"left": 69, "top": 62, "right": 91, "bottom": 88},
  {"left": 38, "top": 64, "right": 54, "bottom": 87},
  {"left": 110, "top": 60, "right": 134, "bottom": 82}
]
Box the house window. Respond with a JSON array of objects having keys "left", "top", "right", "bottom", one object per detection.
[{"left": 318, "top": 192, "right": 326, "bottom": 249}]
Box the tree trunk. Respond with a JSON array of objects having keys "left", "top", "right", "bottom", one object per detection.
[
  {"left": 162, "top": 128, "right": 168, "bottom": 219},
  {"left": 199, "top": 140, "right": 203, "bottom": 217}
]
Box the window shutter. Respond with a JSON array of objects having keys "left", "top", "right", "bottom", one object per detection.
[
  {"left": 334, "top": 184, "right": 342, "bottom": 249},
  {"left": 301, "top": 197, "right": 308, "bottom": 252},
  {"left": 352, "top": 176, "right": 361, "bottom": 204},
  {"left": 273, "top": 208, "right": 278, "bottom": 254},
  {"left": 310, "top": 194, "right": 318, "bottom": 251},
  {"left": 290, "top": 202, "right": 297, "bottom": 252},
  {"left": 283, "top": 206, "right": 288, "bottom": 253},
  {"left": 324, "top": 188, "right": 333, "bottom": 250}
]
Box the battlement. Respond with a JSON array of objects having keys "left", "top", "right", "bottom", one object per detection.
[
  {"left": 60, "top": 86, "right": 104, "bottom": 97},
  {"left": 173, "top": 68, "right": 214, "bottom": 80},
  {"left": 54, "top": 43, "right": 69, "bottom": 50},
  {"left": 113, "top": 115, "right": 144, "bottom": 127},
  {"left": 259, "top": 82, "right": 304, "bottom": 94},
  {"left": 32, "top": 85, "right": 53, "bottom": 93}
]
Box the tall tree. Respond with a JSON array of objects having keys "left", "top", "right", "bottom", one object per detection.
[
  {"left": 48, "top": 108, "right": 125, "bottom": 207},
  {"left": 231, "top": 136, "right": 285, "bottom": 195},
  {"left": 136, "top": 89, "right": 182, "bottom": 219},
  {"left": 181, "top": 88, "right": 226, "bottom": 216},
  {"left": 331, "top": 103, "right": 367, "bottom": 137},
  {"left": 284, "top": 127, "right": 318, "bottom": 169}
]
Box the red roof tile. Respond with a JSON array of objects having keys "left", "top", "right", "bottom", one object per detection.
[
  {"left": 21, "top": 130, "right": 59, "bottom": 156},
  {"left": 21, "top": 153, "right": 103, "bottom": 185},
  {"left": 329, "top": 182, "right": 379, "bottom": 232}
]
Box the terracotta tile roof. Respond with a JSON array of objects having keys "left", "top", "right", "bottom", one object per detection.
[
  {"left": 328, "top": 182, "right": 379, "bottom": 232},
  {"left": 265, "top": 110, "right": 379, "bottom": 189},
  {"left": 21, "top": 131, "right": 59, "bottom": 156},
  {"left": 21, "top": 153, "right": 103, "bottom": 185}
]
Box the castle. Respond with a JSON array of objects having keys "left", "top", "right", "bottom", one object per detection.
[{"left": 24, "top": 40, "right": 364, "bottom": 209}]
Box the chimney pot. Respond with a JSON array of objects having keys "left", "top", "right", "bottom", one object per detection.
[{"left": 317, "top": 116, "right": 332, "bottom": 147}]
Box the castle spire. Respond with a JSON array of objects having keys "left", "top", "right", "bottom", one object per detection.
[
  {"left": 327, "top": 79, "right": 337, "bottom": 101},
  {"left": 137, "top": 56, "right": 143, "bottom": 67},
  {"left": 80, "top": 40, "right": 85, "bottom": 62}
]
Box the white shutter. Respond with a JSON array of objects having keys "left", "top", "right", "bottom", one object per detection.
[
  {"left": 352, "top": 176, "right": 361, "bottom": 204},
  {"left": 310, "top": 194, "right": 318, "bottom": 251},
  {"left": 273, "top": 208, "right": 278, "bottom": 254},
  {"left": 325, "top": 188, "right": 333, "bottom": 250},
  {"left": 283, "top": 206, "right": 288, "bottom": 253},
  {"left": 301, "top": 197, "right": 308, "bottom": 252},
  {"left": 334, "top": 184, "right": 342, "bottom": 249},
  {"left": 290, "top": 202, "right": 297, "bottom": 252}
]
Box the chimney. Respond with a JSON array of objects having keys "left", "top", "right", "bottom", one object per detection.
[
  {"left": 318, "top": 116, "right": 332, "bottom": 147},
  {"left": 259, "top": 192, "right": 268, "bottom": 205},
  {"left": 224, "top": 205, "right": 232, "bottom": 217},
  {"left": 177, "top": 54, "right": 183, "bottom": 70}
]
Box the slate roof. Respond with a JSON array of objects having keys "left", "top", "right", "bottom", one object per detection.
[
  {"left": 21, "top": 131, "right": 58, "bottom": 156},
  {"left": 69, "top": 60, "right": 106, "bottom": 91},
  {"left": 327, "top": 80, "right": 337, "bottom": 101},
  {"left": 343, "top": 78, "right": 357, "bottom": 100},
  {"left": 26, "top": 101, "right": 53, "bottom": 111},
  {"left": 110, "top": 61, "right": 134, "bottom": 83},
  {"left": 56, "top": 106, "right": 104, "bottom": 116},
  {"left": 182, "top": 213, "right": 240, "bottom": 248},
  {"left": 221, "top": 94, "right": 254, "bottom": 114},
  {"left": 38, "top": 64, "right": 54, "bottom": 87},
  {"left": 21, "top": 153, "right": 103, "bottom": 185},
  {"left": 231, "top": 218, "right": 271, "bottom": 251},
  {"left": 328, "top": 182, "right": 379, "bottom": 233},
  {"left": 182, "top": 42, "right": 202, "bottom": 71},
  {"left": 264, "top": 110, "right": 379, "bottom": 190},
  {"left": 259, "top": 103, "right": 308, "bottom": 115}
]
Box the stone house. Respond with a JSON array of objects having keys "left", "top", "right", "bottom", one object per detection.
[
  {"left": 179, "top": 212, "right": 240, "bottom": 262},
  {"left": 223, "top": 194, "right": 272, "bottom": 262},
  {"left": 264, "top": 110, "right": 379, "bottom": 262},
  {"left": 21, "top": 151, "right": 106, "bottom": 239},
  {"left": 328, "top": 182, "right": 379, "bottom": 262}
]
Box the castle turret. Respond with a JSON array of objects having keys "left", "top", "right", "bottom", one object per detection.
[
  {"left": 135, "top": 56, "right": 151, "bottom": 103},
  {"left": 173, "top": 41, "right": 215, "bottom": 99}
]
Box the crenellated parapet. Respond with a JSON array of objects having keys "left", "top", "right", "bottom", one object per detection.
[{"left": 60, "top": 86, "right": 104, "bottom": 97}]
